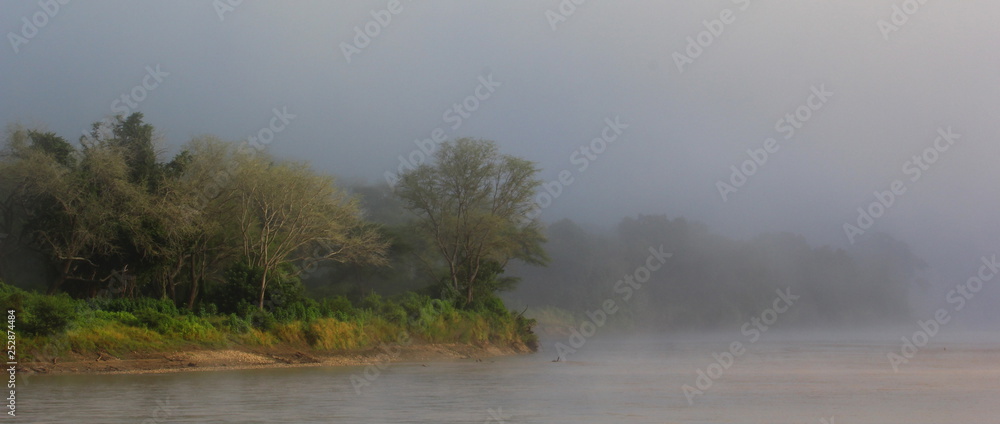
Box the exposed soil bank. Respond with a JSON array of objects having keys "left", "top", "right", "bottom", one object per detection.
[{"left": 19, "top": 342, "right": 532, "bottom": 376}]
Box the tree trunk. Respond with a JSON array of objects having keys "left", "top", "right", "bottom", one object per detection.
[
  {"left": 258, "top": 272, "right": 268, "bottom": 309},
  {"left": 169, "top": 275, "right": 176, "bottom": 302},
  {"left": 186, "top": 256, "right": 199, "bottom": 310},
  {"left": 48, "top": 259, "right": 73, "bottom": 294},
  {"left": 166, "top": 255, "right": 184, "bottom": 302}
]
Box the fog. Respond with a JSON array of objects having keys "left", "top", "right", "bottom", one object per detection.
[{"left": 3, "top": 2, "right": 999, "bottom": 321}]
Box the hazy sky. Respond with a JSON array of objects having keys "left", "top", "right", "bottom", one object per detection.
[{"left": 2, "top": 1, "right": 998, "bottom": 295}]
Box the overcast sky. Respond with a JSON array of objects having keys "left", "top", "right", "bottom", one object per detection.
[{"left": 2, "top": 0, "right": 999, "bottom": 300}]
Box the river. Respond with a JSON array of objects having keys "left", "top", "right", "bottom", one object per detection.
[{"left": 21, "top": 331, "right": 1000, "bottom": 423}]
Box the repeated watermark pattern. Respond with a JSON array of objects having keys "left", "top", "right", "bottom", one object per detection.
[
  {"left": 340, "top": 0, "right": 412, "bottom": 64},
  {"left": 193, "top": 106, "right": 296, "bottom": 210},
  {"left": 349, "top": 300, "right": 449, "bottom": 394},
  {"left": 6, "top": 0, "right": 70, "bottom": 54},
  {"left": 482, "top": 407, "right": 508, "bottom": 424},
  {"left": 671, "top": 0, "right": 752, "bottom": 73},
  {"left": 552, "top": 245, "right": 671, "bottom": 361},
  {"left": 140, "top": 396, "right": 177, "bottom": 424},
  {"left": 383, "top": 73, "right": 501, "bottom": 188},
  {"left": 842, "top": 127, "right": 959, "bottom": 244},
  {"left": 80, "top": 64, "right": 170, "bottom": 144},
  {"left": 213, "top": 0, "right": 243, "bottom": 22},
  {"left": 545, "top": 0, "right": 590, "bottom": 32},
  {"left": 682, "top": 287, "right": 798, "bottom": 405},
  {"left": 716, "top": 84, "right": 833, "bottom": 202},
  {"left": 888, "top": 253, "right": 997, "bottom": 372},
  {"left": 522, "top": 116, "right": 628, "bottom": 223},
  {"left": 877, "top": 0, "right": 932, "bottom": 41}
]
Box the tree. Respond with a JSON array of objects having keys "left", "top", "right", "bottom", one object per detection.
[
  {"left": 395, "top": 138, "right": 548, "bottom": 307},
  {"left": 0, "top": 127, "right": 64, "bottom": 285},
  {"left": 25, "top": 139, "right": 148, "bottom": 294},
  {"left": 82, "top": 113, "right": 159, "bottom": 190},
  {"left": 232, "top": 154, "right": 388, "bottom": 309},
  {"left": 155, "top": 136, "right": 241, "bottom": 308}
]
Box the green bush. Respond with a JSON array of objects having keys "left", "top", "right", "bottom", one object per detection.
[
  {"left": 0, "top": 283, "right": 80, "bottom": 336},
  {"left": 24, "top": 293, "right": 79, "bottom": 336},
  {"left": 93, "top": 310, "right": 140, "bottom": 326},
  {"left": 472, "top": 295, "right": 510, "bottom": 319},
  {"left": 226, "top": 313, "right": 252, "bottom": 334},
  {"left": 318, "top": 296, "right": 356, "bottom": 321},
  {"left": 133, "top": 307, "right": 174, "bottom": 333},
  {"left": 93, "top": 297, "right": 179, "bottom": 316},
  {"left": 243, "top": 306, "right": 276, "bottom": 331},
  {"left": 359, "top": 292, "right": 385, "bottom": 311},
  {"left": 208, "top": 263, "right": 310, "bottom": 321}
]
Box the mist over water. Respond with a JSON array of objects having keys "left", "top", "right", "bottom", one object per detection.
[
  {"left": 22, "top": 331, "right": 1000, "bottom": 423},
  {"left": 3, "top": 0, "right": 999, "bottom": 422}
]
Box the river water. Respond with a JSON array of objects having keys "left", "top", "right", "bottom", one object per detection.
[{"left": 20, "top": 332, "right": 1000, "bottom": 423}]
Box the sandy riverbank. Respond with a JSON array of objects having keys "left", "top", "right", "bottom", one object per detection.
[{"left": 19, "top": 342, "right": 531, "bottom": 376}]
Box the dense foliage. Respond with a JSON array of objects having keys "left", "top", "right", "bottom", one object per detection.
[
  {"left": 0, "top": 114, "right": 930, "bottom": 361},
  {"left": 0, "top": 115, "right": 542, "bottom": 359}
]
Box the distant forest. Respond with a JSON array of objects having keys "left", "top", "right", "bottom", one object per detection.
[
  {"left": 504, "top": 216, "right": 926, "bottom": 329},
  {"left": 0, "top": 113, "right": 926, "bottom": 333}
]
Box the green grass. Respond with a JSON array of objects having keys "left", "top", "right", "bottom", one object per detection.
[{"left": 1, "top": 283, "right": 537, "bottom": 362}]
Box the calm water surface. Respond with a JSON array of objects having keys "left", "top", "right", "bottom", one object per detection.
[{"left": 21, "top": 333, "right": 1000, "bottom": 423}]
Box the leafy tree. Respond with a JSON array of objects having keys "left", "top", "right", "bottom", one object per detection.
[
  {"left": 157, "top": 136, "right": 242, "bottom": 308},
  {"left": 81, "top": 113, "right": 159, "bottom": 190},
  {"left": 26, "top": 140, "right": 147, "bottom": 293},
  {"left": 232, "top": 154, "right": 388, "bottom": 308},
  {"left": 395, "top": 138, "right": 548, "bottom": 307}
]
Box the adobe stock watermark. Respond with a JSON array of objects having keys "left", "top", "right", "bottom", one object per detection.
[
  {"left": 545, "top": 0, "right": 590, "bottom": 32},
  {"left": 339, "top": 0, "right": 411, "bottom": 64},
  {"left": 716, "top": 84, "right": 833, "bottom": 202},
  {"left": 887, "top": 253, "right": 998, "bottom": 372},
  {"left": 213, "top": 0, "right": 243, "bottom": 22},
  {"left": 521, "top": 116, "right": 628, "bottom": 223},
  {"left": 349, "top": 330, "right": 412, "bottom": 394},
  {"left": 193, "top": 106, "right": 296, "bottom": 210},
  {"left": 80, "top": 64, "right": 170, "bottom": 144},
  {"left": 140, "top": 396, "right": 177, "bottom": 424},
  {"left": 672, "top": 0, "right": 752, "bottom": 73},
  {"left": 349, "top": 300, "right": 450, "bottom": 394},
  {"left": 7, "top": 0, "right": 70, "bottom": 54},
  {"left": 383, "top": 73, "right": 501, "bottom": 188},
  {"left": 481, "top": 407, "right": 508, "bottom": 424},
  {"left": 682, "top": 287, "right": 798, "bottom": 405},
  {"left": 5, "top": 310, "right": 15, "bottom": 417},
  {"left": 842, "top": 126, "right": 959, "bottom": 244},
  {"left": 552, "top": 245, "right": 671, "bottom": 361},
  {"left": 877, "top": 0, "right": 931, "bottom": 41}
]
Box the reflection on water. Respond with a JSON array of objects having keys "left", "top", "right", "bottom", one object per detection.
[{"left": 22, "top": 332, "right": 1000, "bottom": 423}]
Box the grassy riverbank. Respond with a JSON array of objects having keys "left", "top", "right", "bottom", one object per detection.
[{"left": 3, "top": 283, "right": 537, "bottom": 374}]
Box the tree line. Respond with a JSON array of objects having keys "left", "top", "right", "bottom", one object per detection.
[
  {"left": 0, "top": 114, "right": 545, "bottom": 315},
  {"left": 506, "top": 216, "right": 926, "bottom": 329}
]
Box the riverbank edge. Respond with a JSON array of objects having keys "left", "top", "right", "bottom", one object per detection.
[{"left": 18, "top": 341, "right": 533, "bottom": 376}]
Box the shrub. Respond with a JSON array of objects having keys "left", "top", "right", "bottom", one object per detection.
[
  {"left": 133, "top": 307, "right": 173, "bottom": 333},
  {"left": 0, "top": 283, "right": 80, "bottom": 336},
  {"left": 318, "top": 296, "right": 356, "bottom": 321},
  {"left": 226, "top": 313, "right": 252, "bottom": 334},
  {"left": 93, "top": 310, "right": 140, "bottom": 326},
  {"left": 95, "top": 297, "right": 179, "bottom": 316},
  {"left": 304, "top": 318, "right": 366, "bottom": 350},
  {"left": 244, "top": 306, "right": 276, "bottom": 331}
]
